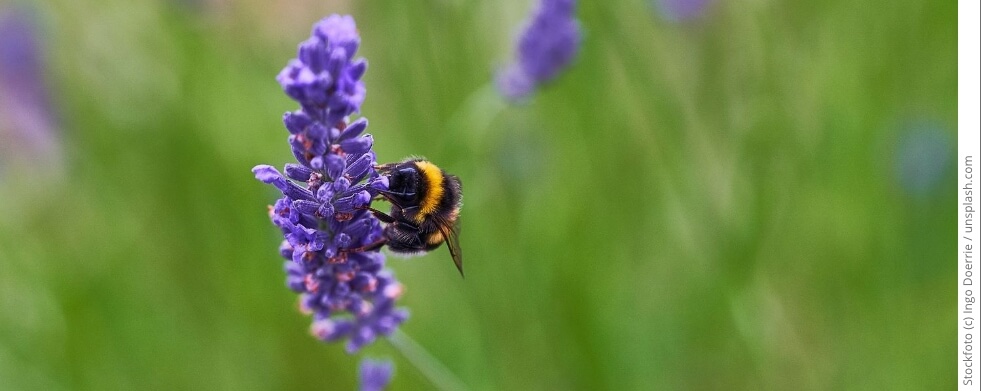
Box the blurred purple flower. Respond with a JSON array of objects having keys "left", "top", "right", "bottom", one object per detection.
[
  {"left": 894, "top": 120, "right": 952, "bottom": 197},
  {"left": 496, "top": 0, "right": 582, "bottom": 100},
  {"left": 0, "top": 5, "right": 61, "bottom": 174},
  {"left": 254, "top": 15, "right": 408, "bottom": 354},
  {"left": 654, "top": 0, "right": 711, "bottom": 22},
  {"left": 359, "top": 358, "right": 394, "bottom": 391}
]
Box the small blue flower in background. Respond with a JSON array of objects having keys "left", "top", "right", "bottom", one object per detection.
[
  {"left": 0, "top": 6, "right": 44, "bottom": 96},
  {"left": 894, "top": 120, "right": 952, "bottom": 197},
  {"left": 0, "top": 4, "right": 61, "bottom": 175},
  {"left": 496, "top": 0, "right": 582, "bottom": 100},
  {"left": 654, "top": 0, "right": 711, "bottom": 22},
  {"left": 359, "top": 358, "right": 394, "bottom": 391},
  {"left": 254, "top": 14, "right": 408, "bottom": 354}
]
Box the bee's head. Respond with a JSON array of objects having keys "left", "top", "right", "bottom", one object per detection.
[{"left": 380, "top": 163, "right": 421, "bottom": 208}]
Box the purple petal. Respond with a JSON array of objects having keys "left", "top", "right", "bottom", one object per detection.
[
  {"left": 325, "top": 154, "right": 346, "bottom": 181},
  {"left": 340, "top": 134, "right": 373, "bottom": 156},
  {"left": 253, "top": 165, "right": 282, "bottom": 183},
  {"left": 344, "top": 151, "right": 373, "bottom": 180},
  {"left": 348, "top": 59, "right": 367, "bottom": 81},
  {"left": 359, "top": 359, "right": 394, "bottom": 391},
  {"left": 284, "top": 163, "right": 313, "bottom": 181},
  {"left": 339, "top": 118, "right": 368, "bottom": 141}
]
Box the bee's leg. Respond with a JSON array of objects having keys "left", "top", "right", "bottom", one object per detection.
[
  {"left": 356, "top": 205, "right": 397, "bottom": 224},
  {"left": 376, "top": 189, "right": 416, "bottom": 200},
  {"left": 373, "top": 163, "right": 398, "bottom": 172},
  {"left": 341, "top": 238, "right": 388, "bottom": 254}
]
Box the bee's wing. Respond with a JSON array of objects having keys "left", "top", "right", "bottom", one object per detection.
[{"left": 438, "top": 220, "right": 464, "bottom": 278}]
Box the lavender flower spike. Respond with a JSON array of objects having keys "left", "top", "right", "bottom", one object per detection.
[
  {"left": 497, "top": 0, "right": 582, "bottom": 100},
  {"left": 254, "top": 15, "right": 408, "bottom": 354},
  {"left": 277, "top": 14, "right": 367, "bottom": 128}
]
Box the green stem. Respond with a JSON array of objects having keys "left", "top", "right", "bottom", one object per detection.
[{"left": 387, "top": 330, "right": 469, "bottom": 391}]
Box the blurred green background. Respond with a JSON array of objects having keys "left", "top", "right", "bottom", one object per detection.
[{"left": 0, "top": 0, "right": 957, "bottom": 389}]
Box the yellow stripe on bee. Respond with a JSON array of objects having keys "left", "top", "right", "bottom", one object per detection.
[
  {"left": 426, "top": 231, "right": 444, "bottom": 245},
  {"left": 415, "top": 160, "right": 444, "bottom": 220}
]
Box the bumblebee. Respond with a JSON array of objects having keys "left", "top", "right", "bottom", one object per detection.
[{"left": 353, "top": 158, "right": 464, "bottom": 277}]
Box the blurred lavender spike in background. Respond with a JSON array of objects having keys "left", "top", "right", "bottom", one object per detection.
[
  {"left": 254, "top": 14, "right": 407, "bottom": 354},
  {"left": 0, "top": 4, "right": 61, "bottom": 176},
  {"left": 894, "top": 120, "right": 952, "bottom": 197},
  {"left": 654, "top": 0, "right": 711, "bottom": 22},
  {"left": 496, "top": 0, "right": 582, "bottom": 101},
  {"left": 359, "top": 358, "right": 394, "bottom": 391}
]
